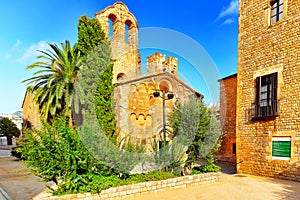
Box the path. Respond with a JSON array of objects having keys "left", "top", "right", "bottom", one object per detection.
[
  {"left": 0, "top": 152, "right": 51, "bottom": 200},
  {"left": 118, "top": 174, "right": 300, "bottom": 200}
]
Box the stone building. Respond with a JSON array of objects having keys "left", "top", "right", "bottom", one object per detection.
[
  {"left": 236, "top": 0, "right": 300, "bottom": 180},
  {"left": 215, "top": 74, "right": 237, "bottom": 164},
  {"left": 22, "top": 2, "right": 202, "bottom": 148},
  {"left": 22, "top": 90, "right": 41, "bottom": 130},
  {"left": 96, "top": 2, "right": 201, "bottom": 148}
]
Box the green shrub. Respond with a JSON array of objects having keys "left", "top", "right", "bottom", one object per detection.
[
  {"left": 11, "top": 146, "right": 22, "bottom": 159},
  {"left": 20, "top": 117, "right": 220, "bottom": 195},
  {"left": 191, "top": 168, "right": 201, "bottom": 175},
  {"left": 20, "top": 117, "right": 121, "bottom": 195},
  {"left": 194, "top": 164, "right": 220, "bottom": 173},
  {"left": 142, "top": 170, "right": 179, "bottom": 181}
]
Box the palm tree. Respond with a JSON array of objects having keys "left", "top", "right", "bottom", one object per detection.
[{"left": 23, "top": 40, "right": 82, "bottom": 125}]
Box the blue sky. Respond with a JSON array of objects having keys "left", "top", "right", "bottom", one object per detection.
[{"left": 0, "top": 0, "right": 238, "bottom": 114}]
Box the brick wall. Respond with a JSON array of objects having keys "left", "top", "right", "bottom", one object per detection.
[
  {"left": 237, "top": 0, "right": 300, "bottom": 180},
  {"left": 216, "top": 74, "right": 237, "bottom": 164}
]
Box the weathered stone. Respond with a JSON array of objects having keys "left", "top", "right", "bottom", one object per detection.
[
  {"left": 96, "top": 2, "right": 202, "bottom": 147},
  {"left": 237, "top": 0, "right": 300, "bottom": 181}
]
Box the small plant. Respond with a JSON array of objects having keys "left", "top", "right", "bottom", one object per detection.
[
  {"left": 193, "top": 164, "right": 220, "bottom": 173},
  {"left": 142, "top": 170, "right": 179, "bottom": 181}
]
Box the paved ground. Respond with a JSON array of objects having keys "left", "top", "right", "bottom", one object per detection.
[
  {"left": 0, "top": 152, "right": 51, "bottom": 200},
  {"left": 0, "top": 150, "right": 300, "bottom": 200},
  {"left": 0, "top": 150, "right": 10, "bottom": 157},
  {"left": 119, "top": 174, "right": 300, "bottom": 200}
]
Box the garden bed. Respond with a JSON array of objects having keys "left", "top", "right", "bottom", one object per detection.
[{"left": 33, "top": 172, "right": 221, "bottom": 200}]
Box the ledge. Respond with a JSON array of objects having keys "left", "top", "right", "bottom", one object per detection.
[{"left": 34, "top": 172, "right": 221, "bottom": 200}]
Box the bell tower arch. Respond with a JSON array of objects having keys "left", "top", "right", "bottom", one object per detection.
[{"left": 96, "top": 2, "right": 141, "bottom": 83}]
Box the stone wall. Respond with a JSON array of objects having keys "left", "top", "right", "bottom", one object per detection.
[
  {"left": 114, "top": 72, "right": 201, "bottom": 149},
  {"left": 34, "top": 172, "right": 221, "bottom": 200},
  {"left": 147, "top": 52, "right": 178, "bottom": 76},
  {"left": 21, "top": 90, "right": 41, "bottom": 130},
  {"left": 96, "top": 2, "right": 141, "bottom": 83},
  {"left": 237, "top": 0, "right": 300, "bottom": 180},
  {"left": 95, "top": 2, "right": 202, "bottom": 148},
  {"left": 215, "top": 74, "right": 237, "bottom": 164}
]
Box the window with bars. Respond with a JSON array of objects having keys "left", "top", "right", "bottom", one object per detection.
[
  {"left": 253, "top": 72, "right": 278, "bottom": 118},
  {"left": 270, "top": 0, "right": 284, "bottom": 24}
]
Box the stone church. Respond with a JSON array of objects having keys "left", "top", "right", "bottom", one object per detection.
[
  {"left": 96, "top": 2, "right": 201, "bottom": 148},
  {"left": 22, "top": 2, "right": 201, "bottom": 149}
]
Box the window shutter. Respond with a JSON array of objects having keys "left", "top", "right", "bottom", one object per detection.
[
  {"left": 271, "top": 72, "right": 278, "bottom": 101},
  {"left": 271, "top": 72, "right": 278, "bottom": 115},
  {"left": 255, "top": 77, "right": 261, "bottom": 117},
  {"left": 272, "top": 140, "right": 291, "bottom": 157}
]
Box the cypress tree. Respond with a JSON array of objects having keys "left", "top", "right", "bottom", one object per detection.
[{"left": 77, "top": 15, "right": 116, "bottom": 139}]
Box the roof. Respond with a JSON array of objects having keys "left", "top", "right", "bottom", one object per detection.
[
  {"left": 218, "top": 73, "right": 237, "bottom": 82},
  {"left": 114, "top": 72, "right": 203, "bottom": 99}
]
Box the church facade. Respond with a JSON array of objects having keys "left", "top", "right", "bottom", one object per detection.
[{"left": 96, "top": 2, "right": 201, "bottom": 148}]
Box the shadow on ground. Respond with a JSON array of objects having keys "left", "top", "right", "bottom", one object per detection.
[{"left": 216, "top": 162, "right": 236, "bottom": 175}]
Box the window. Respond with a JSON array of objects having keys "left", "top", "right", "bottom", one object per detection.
[
  {"left": 232, "top": 143, "right": 236, "bottom": 155},
  {"left": 117, "top": 73, "right": 125, "bottom": 81},
  {"left": 272, "top": 137, "right": 291, "bottom": 160},
  {"left": 270, "top": 0, "right": 284, "bottom": 24},
  {"left": 108, "top": 14, "right": 117, "bottom": 39},
  {"left": 125, "top": 20, "right": 133, "bottom": 45},
  {"left": 253, "top": 72, "right": 278, "bottom": 118}
]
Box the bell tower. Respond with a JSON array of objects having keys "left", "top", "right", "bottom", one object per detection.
[{"left": 96, "top": 2, "right": 141, "bottom": 83}]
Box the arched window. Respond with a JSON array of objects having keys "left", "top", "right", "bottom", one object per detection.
[
  {"left": 117, "top": 73, "right": 125, "bottom": 81},
  {"left": 125, "top": 20, "right": 133, "bottom": 44},
  {"left": 108, "top": 14, "right": 117, "bottom": 39}
]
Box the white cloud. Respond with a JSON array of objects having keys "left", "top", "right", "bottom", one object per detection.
[
  {"left": 12, "top": 40, "right": 23, "bottom": 51},
  {"left": 217, "top": 0, "right": 239, "bottom": 20},
  {"left": 222, "top": 18, "right": 235, "bottom": 25},
  {"left": 17, "top": 41, "right": 49, "bottom": 62},
  {"left": 4, "top": 40, "right": 50, "bottom": 63}
]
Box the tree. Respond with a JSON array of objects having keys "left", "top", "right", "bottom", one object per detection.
[
  {"left": 77, "top": 15, "right": 106, "bottom": 59},
  {"left": 23, "top": 40, "right": 82, "bottom": 125},
  {"left": 0, "top": 118, "right": 20, "bottom": 145},
  {"left": 169, "top": 99, "right": 222, "bottom": 173},
  {"left": 77, "top": 16, "right": 116, "bottom": 139}
]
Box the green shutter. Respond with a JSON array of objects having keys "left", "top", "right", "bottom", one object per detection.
[{"left": 272, "top": 141, "right": 291, "bottom": 157}]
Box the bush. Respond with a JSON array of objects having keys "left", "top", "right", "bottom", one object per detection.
[
  {"left": 11, "top": 146, "right": 22, "bottom": 159},
  {"left": 20, "top": 117, "right": 121, "bottom": 195},
  {"left": 192, "top": 164, "right": 220, "bottom": 174},
  {"left": 142, "top": 170, "right": 179, "bottom": 181}
]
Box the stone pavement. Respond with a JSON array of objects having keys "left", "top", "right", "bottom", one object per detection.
[
  {"left": 0, "top": 151, "right": 52, "bottom": 200},
  {"left": 0, "top": 150, "right": 10, "bottom": 157},
  {"left": 119, "top": 174, "right": 300, "bottom": 200}
]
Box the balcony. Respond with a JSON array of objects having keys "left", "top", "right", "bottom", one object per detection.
[{"left": 250, "top": 100, "right": 278, "bottom": 120}]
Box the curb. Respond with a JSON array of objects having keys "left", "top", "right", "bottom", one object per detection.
[{"left": 0, "top": 187, "right": 12, "bottom": 200}]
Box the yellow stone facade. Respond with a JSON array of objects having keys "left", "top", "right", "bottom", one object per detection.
[
  {"left": 97, "top": 2, "right": 201, "bottom": 148},
  {"left": 237, "top": 0, "right": 300, "bottom": 180},
  {"left": 96, "top": 2, "right": 141, "bottom": 83},
  {"left": 22, "top": 90, "right": 41, "bottom": 130}
]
